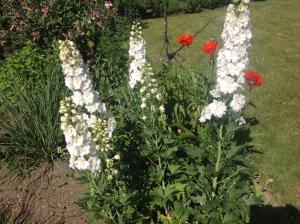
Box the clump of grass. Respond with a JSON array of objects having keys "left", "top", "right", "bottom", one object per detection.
[{"left": 0, "top": 62, "right": 68, "bottom": 176}]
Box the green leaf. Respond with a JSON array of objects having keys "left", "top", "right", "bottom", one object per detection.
[
  {"left": 168, "top": 164, "right": 181, "bottom": 175},
  {"left": 226, "top": 145, "right": 242, "bottom": 159},
  {"left": 185, "top": 145, "right": 203, "bottom": 159},
  {"left": 161, "top": 147, "right": 178, "bottom": 158},
  {"left": 87, "top": 200, "right": 95, "bottom": 209},
  {"left": 191, "top": 195, "right": 207, "bottom": 206}
]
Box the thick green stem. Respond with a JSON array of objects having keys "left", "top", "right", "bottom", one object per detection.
[
  {"left": 212, "top": 125, "right": 223, "bottom": 196},
  {"left": 158, "top": 156, "right": 165, "bottom": 190}
]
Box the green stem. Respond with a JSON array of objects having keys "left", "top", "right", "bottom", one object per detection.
[
  {"left": 212, "top": 124, "right": 223, "bottom": 196},
  {"left": 211, "top": 54, "right": 215, "bottom": 83},
  {"left": 217, "top": 168, "right": 242, "bottom": 185},
  {"left": 90, "top": 173, "right": 102, "bottom": 196}
]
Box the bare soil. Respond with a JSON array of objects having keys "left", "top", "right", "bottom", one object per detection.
[{"left": 0, "top": 161, "right": 89, "bottom": 224}]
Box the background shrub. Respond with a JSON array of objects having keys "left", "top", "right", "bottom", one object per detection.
[
  {"left": 0, "top": 0, "right": 131, "bottom": 90},
  {"left": 115, "top": 0, "right": 266, "bottom": 17},
  {"left": 0, "top": 41, "right": 58, "bottom": 104},
  {"left": 114, "top": 0, "right": 232, "bottom": 17}
]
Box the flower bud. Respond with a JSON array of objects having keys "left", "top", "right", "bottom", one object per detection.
[
  {"left": 113, "top": 155, "right": 120, "bottom": 160},
  {"left": 141, "top": 103, "right": 147, "bottom": 109},
  {"left": 159, "top": 105, "right": 165, "bottom": 113}
]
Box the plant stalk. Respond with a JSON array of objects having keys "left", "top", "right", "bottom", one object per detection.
[{"left": 212, "top": 124, "right": 223, "bottom": 196}]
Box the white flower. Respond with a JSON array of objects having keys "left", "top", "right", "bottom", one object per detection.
[
  {"left": 151, "top": 88, "right": 157, "bottom": 94},
  {"left": 237, "top": 116, "right": 246, "bottom": 125},
  {"left": 107, "top": 117, "right": 116, "bottom": 137},
  {"left": 209, "top": 100, "right": 227, "bottom": 118},
  {"left": 74, "top": 157, "right": 90, "bottom": 170},
  {"left": 199, "top": 106, "right": 212, "bottom": 123},
  {"left": 78, "top": 145, "right": 91, "bottom": 157},
  {"left": 88, "top": 156, "right": 101, "bottom": 173},
  {"left": 141, "top": 103, "right": 147, "bottom": 109},
  {"left": 113, "top": 155, "right": 120, "bottom": 160},
  {"left": 71, "top": 91, "right": 84, "bottom": 106},
  {"left": 217, "top": 76, "right": 240, "bottom": 94},
  {"left": 230, "top": 94, "right": 246, "bottom": 112},
  {"left": 59, "top": 40, "right": 107, "bottom": 114},
  {"left": 156, "top": 94, "right": 161, "bottom": 100},
  {"left": 128, "top": 23, "right": 146, "bottom": 88},
  {"left": 159, "top": 105, "right": 165, "bottom": 113},
  {"left": 200, "top": 3, "right": 251, "bottom": 123},
  {"left": 69, "top": 156, "right": 76, "bottom": 169},
  {"left": 199, "top": 116, "right": 206, "bottom": 123},
  {"left": 60, "top": 116, "right": 68, "bottom": 123},
  {"left": 210, "top": 86, "right": 221, "bottom": 98},
  {"left": 87, "top": 115, "right": 97, "bottom": 127}
]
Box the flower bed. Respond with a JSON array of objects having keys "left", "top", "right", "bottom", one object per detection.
[{"left": 57, "top": 1, "right": 264, "bottom": 223}]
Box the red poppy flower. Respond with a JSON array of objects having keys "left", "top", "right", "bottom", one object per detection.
[
  {"left": 177, "top": 34, "right": 194, "bottom": 46},
  {"left": 244, "top": 71, "right": 264, "bottom": 88},
  {"left": 202, "top": 40, "right": 219, "bottom": 56},
  {"left": 41, "top": 7, "right": 49, "bottom": 15}
]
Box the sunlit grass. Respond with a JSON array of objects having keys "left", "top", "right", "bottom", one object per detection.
[{"left": 143, "top": 0, "right": 300, "bottom": 208}]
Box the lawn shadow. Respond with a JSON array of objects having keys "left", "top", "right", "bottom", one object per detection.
[
  {"left": 250, "top": 204, "right": 300, "bottom": 224},
  {"left": 234, "top": 117, "right": 260, "bottom": 150}
]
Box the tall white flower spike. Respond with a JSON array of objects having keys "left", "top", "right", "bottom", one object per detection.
[
  {"left": 128, "top": 22, "right": 146, "bottom": 89},
  {"left": 59, "top": 40, "right": 117, "bottom": 174},
  {"left": 200, "top": 1, "right": 252, "bottom": 123}
]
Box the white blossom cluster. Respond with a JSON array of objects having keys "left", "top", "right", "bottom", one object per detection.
[
  {"left": 59, "top": 98, "right": 102, "bottom": 172},
  {"left": 59, "top": 40, "right": 106, "bottom": 114},
  {"left": 59, "top": 98, "right": 117, "bottom": 174},
  {"left": 140, "top": 63, "right": 165, "bottom": 118},
  {"left": 128, "top": 21, "right": 146, "bottom": 89},
  {"left": 200, "top": 1, "right": 251, "bottom": 123},
  {"left": 59, "top": 40, "right": 117, "bottom": 175}
]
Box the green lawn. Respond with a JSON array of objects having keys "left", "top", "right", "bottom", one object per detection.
[{"left": 143, "top": 0, "right": 300, "bottom": 208}]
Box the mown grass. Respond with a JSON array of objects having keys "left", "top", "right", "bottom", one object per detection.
[{"left": 143, "top": 0, "right": 300, "bottom": 208}]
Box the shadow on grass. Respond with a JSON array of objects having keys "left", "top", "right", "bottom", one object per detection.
[{"left": 250, "top": 204, "right": 300, "bottom": 224}]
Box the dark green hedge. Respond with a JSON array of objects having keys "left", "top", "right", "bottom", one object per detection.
[
  {"left": 114, "top": 0, "right": 231, "bottom": 17},
  {"left": 115, "top": 0, "right": 265, "bottom": 18}
]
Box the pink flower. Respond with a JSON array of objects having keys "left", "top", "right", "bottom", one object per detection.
[
  {"left": 32, "top": 31, "right": 40, "bottom": 41},
  {"left": 41, "top": 7, "right": 49, "bottom": 15},
  {"left": 92, "top": 10, "right": 101, "bottom": 19}
]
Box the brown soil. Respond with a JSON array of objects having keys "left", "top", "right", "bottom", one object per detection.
[{"left": 0, "top": 161, "right": 90, "bottom": 224}]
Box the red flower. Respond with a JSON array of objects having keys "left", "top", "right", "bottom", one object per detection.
[
  {"left": 177, "top": 34, "right": 194, "bottom": 46},
  {"left": 41, "top": 7, "right": 49, "bottom": 15},
  {"left": 202, "top": 40, "right": 219, "bottom": 56},
  {"left": 244, "top": 71, "right": 264, "bottom": 88}
]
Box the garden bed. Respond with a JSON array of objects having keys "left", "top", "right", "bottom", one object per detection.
[{"left": 0, "top": 161, "right": 89, "bottom": 224}]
